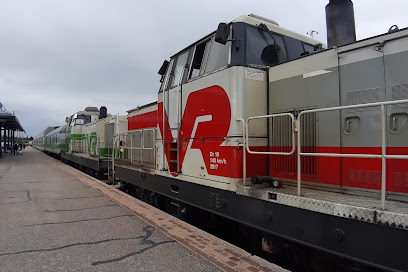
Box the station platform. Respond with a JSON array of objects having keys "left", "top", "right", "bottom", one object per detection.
[{"left": 0, "top": 147, "right": 286, "bottom": 272}]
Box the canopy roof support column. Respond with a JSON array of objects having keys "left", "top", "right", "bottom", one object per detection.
[{"left": 0, "top": 126, "right": 3, "bottom": 157}]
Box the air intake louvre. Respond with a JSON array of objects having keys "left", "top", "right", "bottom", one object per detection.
[
  {"left": 270, "top": 109, "right": 317, "bottom": 176},
  {"left": 392, "top": 83, "right": 408, "bottom": 109},
  {"left": 347, "top": 88, "right": 380, "bottom": 112}
]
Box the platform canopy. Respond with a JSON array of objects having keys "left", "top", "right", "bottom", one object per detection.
[{"left": 0, "top": 112, "right": 25, "bottom": 132}]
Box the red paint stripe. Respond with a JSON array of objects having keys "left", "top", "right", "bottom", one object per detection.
[
  {"left": 126, "top": 106, "right": 408, "bottom": 193},
  {"left": 268, "top": 146, "right": 408, "bottom": 193},
  {"left": 128, "top": 111, "right": 158, "bottom": 130}
]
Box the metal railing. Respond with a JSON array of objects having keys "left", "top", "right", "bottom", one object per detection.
[
  {"left": 245, "top": 113, "right": 296, "bottom": 155},
  {"left": 129, "top": 129, "right": 156, "bottom": 165},
  {"left": 298, "top": 100, "right": 408, "bottom": 209},
  {"left": 237, "top": 119, "right": 247, "bottom": 185},
  {"left": 111, "top": 128, "right": 157, "bottom": 181},
  {"left": 239, "top": 113, "right": 295, "bottom": 186},
  {"left": 243, "top": 99, "right": 408, "bottom": 209},
  {"left": 69, "top": 135, "right": 100, "bottom": 157}
]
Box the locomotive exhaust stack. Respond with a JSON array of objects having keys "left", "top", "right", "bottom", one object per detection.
[
  {"left": 99, "top": 106, "right": 107, "bottom": 119},
  {"left": 326, "top": 0, "right": 356, "bottom": 47}
]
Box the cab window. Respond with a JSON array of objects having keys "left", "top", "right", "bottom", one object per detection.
[
  {"left": 170, "top": 50, "right": 189, "bottom": 88},
  {"left": 74, "top": 115, "right": 91, "bottom": 125},
  {"left": 75, "top": 119, "right": 84, "bottom": 125},
  {"left": 189, "top": 40, "right": 210, "bottom": 79},
  {"left": 204, "top": 37, "right": 229, "bottom": 73},
  {"left": 303, "top": 43, "right": 316, "bottom": 54},
  {"left": 246, "top": 25, "right": 287, "bottom": 68},
  {"left": 159, "top": 59, "right": 174, "bottom": 93}
]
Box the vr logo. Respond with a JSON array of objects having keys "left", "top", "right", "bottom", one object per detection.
[{"left": 159, "top": 85, "right": 231, "bottom": 173}]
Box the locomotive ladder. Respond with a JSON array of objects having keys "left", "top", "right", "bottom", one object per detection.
[
  {"left": 167, "top": 103, "right": 180, "bottom": 173},
  {"left": 164, "top": 68, "right": 185, "bottom": 174}
]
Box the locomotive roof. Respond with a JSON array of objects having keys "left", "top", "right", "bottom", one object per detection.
[
  {"left": 170, "top": 14, "right": 323, "bottom": 59},
  {"left": 71, "top": 109, "right": 100, "bottom": 117},
  {"left": 232, "top": 14, "right": 321, "bottom": 46},
  {"left": 127, "top": 101, "right": 158, "bottom": 113}
]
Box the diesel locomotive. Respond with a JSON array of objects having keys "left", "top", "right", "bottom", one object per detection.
[{"left": 34, "top": 1, "right": 408, "bottom": 271}]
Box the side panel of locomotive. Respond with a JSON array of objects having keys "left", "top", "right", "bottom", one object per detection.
[
  {"left": 157, "top": 66, "right": 269, "bottom": 191},
  {"left": 62, "top": 107, "right": 126, "bottom": 175},
  {"left": 70, "top": 113, "right": 127, "bottom": 158},
  {"left": 125, "top": 102, "right": 158, "bottom": 167},
  {"left": 65, "top": 107, "right": 100, "bottom": 154},
  {"left": 267, "top": 29, "right": 408, "bottom": 195},
  {"left": 102, "top": 115, "right": 128, "bottom": 157}
]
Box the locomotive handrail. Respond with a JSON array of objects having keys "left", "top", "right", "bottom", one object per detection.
[
  {"left": 69, "top": 135, "right": 100, "bottom": 157},
  {"left": 128, "top": 129, "right": 156, "bottom": 166},
  {"left": 107, "top": 135, "right": 115, "bottom": 183},
  {"left": 245, "top": 113, "right": 296, "bottom": 155},
  {"left": 111, "top": 129, "right": 157, "bottom": 168},
  {"left": 236, "top": 118, "right": 247, "bottom": 185},
  {"left": 297, "top": 99, "right": 408, "bottom": 210}
]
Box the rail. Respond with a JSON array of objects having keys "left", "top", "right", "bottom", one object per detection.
[
  {"left": 239, "top": 113, "right": 295, "bottom": 186},
  {"left": 245, "top": 113, "right": 295, "bottom": 155},
  {"left": 106, "top": 135, "right": 115, "bottom": 182},
  {"left": 297, "top": 99, "right": 408, "bottom": 209},
  {"left": 242, "top": 99, "right": 408, "bottom": 209},
  {"left": 236, "top": 119, "right": 247, "bottom": 185},
  {"left": 129, "top": 129, "right": 156, "bottom": 165}
]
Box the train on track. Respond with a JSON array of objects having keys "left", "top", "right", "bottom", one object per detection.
[{"left": 34, "top": 1, "right": 408, "bottom": 271}]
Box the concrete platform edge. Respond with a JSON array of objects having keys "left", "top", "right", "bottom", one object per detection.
[{"left": 56, "top": 162, "right": 288, "bottom": 272}]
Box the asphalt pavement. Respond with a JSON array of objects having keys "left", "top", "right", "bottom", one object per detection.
[{"left": 0, "top": 147, "right": 221, "bottom": 272}]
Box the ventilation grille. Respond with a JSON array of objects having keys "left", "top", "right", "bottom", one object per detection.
[
  {"left": 392, "top": 84, "right": 408, "bottom": 109},
  {"left": 348, "top": 169, "right": 381, "bottom": 186},
  {"left": 394, "top": 172, "right": 408, "bottom": 189},
  {"left": 270, "top": 110, "right": 317, "bottom": 175},
  {"left": 347, "top": 88, "right": 380, "bottom": 113}
]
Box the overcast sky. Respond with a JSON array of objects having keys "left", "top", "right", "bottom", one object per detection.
[{"left": 1, "top": 0, "right": 407, "bottom": 137}]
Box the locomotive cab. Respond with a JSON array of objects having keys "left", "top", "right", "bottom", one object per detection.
[
  {"left": 65, "top": 107, "right": 101, "bottom": 154},
  {"left": 156, "top": 12, "right": 408, "bottom": 197},
  {"left": 156, "top": 14, "right": 322, "bottom": 189}
]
